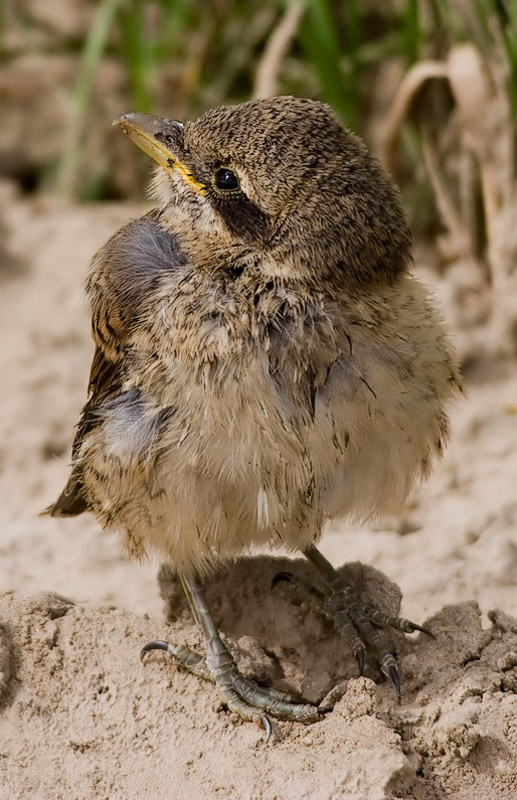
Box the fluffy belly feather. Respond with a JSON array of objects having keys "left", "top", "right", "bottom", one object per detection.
[{"left": 78, "top": 279, "right": 456, "bottom": 575}]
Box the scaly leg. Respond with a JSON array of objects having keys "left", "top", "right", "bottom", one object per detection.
[
  {"left": 274, "top": 545, "right": 431, "bottom": 698},
  {"left": 141, "top": 573, "right": 328, "bottom": 738}
]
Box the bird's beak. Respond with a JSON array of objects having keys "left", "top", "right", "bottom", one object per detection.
[{"left": 114, "top": 113, "right": 207, "bottom": 195}]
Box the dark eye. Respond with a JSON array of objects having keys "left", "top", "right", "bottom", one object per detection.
[{"left": 215, "top": 167, "right": 239, "bottom": 191}]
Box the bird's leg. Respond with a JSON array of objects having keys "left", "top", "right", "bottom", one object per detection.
[
  {"left": 275, "top": 545, "right": 431, "bottom": 698},
  {"left": 141, "top": 573, "right": 327, "bottom": 736}
]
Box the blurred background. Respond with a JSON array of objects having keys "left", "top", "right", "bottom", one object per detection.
[
  {"left": 1, "top": 0, "right": 516, "bottom": 619},
  {"left": 2, "top": 0, "right": 517, "bottom": 356}
]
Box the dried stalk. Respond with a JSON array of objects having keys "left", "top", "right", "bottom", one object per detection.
[{"left": 253, "top": 2, "right": 306, "bottom": 99}]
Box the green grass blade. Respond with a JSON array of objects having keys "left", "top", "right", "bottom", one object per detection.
[
  {"left": 55, "top": 0, "right": 122, "bottom": 200},
  {"left": 120, "top": 0, "right": 153, "bottom": 113}
]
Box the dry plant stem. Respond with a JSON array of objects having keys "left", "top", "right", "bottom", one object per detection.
[
  {"left": 253, "top": 2, "right": 306, "bottom": 99},
  {"left": 447, "top": 47, "right": 494, "bottom": 247},
  {"left": 421, "top": 129, "right": 472, "bottom": 259},
  {"left": 458, "top": 149, "right": 481, "bottom": 259},
  {"left": 379, "top": 60, "right": 448, "bottom": 176}
]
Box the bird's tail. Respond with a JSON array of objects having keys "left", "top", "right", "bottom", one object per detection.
[{"left": 40, "top": 469, "right": 88, "bottom": 517}]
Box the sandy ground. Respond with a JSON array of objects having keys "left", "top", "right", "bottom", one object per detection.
[{"left": 1, "top": 183, "right": 517, "bottom": 799}]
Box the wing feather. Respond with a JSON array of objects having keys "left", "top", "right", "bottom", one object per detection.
[{"left": 47, "top": 210, "right": 186, "bottom": 517}]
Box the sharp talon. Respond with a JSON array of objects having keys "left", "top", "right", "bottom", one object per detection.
[
  {"left": 271, "top": 571, "right": 294, "bottom": 587},
  {"left": 317, "top": 705, "right": 333, "bottom": 715},
  {"left": 262, "top": 715, "right": 272, "bottom": 743},
  {"left": 140, "top": 640, "right": 169, "bottom": 661},
  {"left": 407, "top": 621, "right": 434, "bottom": 637},
  {"left": 356, "top": 649, "right": 365, "bottom": 676},
  {"left": 388, "top": 665, "right": 401, "bottom": 701}
]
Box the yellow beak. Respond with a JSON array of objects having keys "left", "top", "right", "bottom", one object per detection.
[{"left": 114, "top": 113, "right": 207, "bottom": 195}]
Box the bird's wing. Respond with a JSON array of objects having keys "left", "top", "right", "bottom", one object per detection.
[
  {"left": 47, "top": 210, "right": 186, "bottom": 517},
  {"left": 46, "top": 344, "right": 126, "bottom": 517}
]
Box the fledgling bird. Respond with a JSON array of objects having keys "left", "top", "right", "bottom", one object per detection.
[{"left": 48, "top": 96, "right": 462, "bottom": 734}]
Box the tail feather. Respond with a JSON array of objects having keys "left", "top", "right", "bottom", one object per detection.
[{"left": 42, "top": 469, "right": 88, "bottom": 517}]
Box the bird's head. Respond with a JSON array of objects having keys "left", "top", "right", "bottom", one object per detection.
[{"left": 116, "top": 96, "right": 411, "bottom": 290}]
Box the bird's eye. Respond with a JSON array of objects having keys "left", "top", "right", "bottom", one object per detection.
[{"left": 215, "top": 167, "right": 239, "bottom": 191}]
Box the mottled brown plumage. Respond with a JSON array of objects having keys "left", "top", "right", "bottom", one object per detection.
[{"left": 49, "top": 96, "right": 462, "bottom": 733}]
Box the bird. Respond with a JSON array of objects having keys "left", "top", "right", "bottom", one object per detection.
[{"left": 47, "top": 96, "right": 462, "bottom": 736}]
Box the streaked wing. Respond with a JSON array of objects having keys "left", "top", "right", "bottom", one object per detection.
[{"left": 48, "top": 210, "right": 186, "bottom": 517}]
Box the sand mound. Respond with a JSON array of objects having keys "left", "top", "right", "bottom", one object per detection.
[{"left": 2, "top": 565, "right": 517, "bottom": 799}]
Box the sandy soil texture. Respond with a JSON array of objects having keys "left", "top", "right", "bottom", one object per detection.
[{"left": 1, "top": 186, "right": 517, "bottom": 799}]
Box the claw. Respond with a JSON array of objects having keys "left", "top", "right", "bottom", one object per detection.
[
  {"left": 317, "top": 705, "right": 334, "bottom": 715},
  {"left": 262, "top": 715, "right": 272, "bottom": 743},
  {"left": 271, "top": 571, "right": 294, "bottom": 588},
  {"left": 415, "top": 624, "right": 435, "bottom": 638},
  {"left": 388, "top": 664, "right": 401, "bottom": 701},
  {"left": 140, "top": 639, "right": 169, "bottom": 661},
  {"left": 356, "top": 648, "right": 365, "bottom": 675}
]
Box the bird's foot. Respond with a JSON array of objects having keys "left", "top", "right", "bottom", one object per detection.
[
  {"left": 274, "top": 546, "right": 432, "bottom": 699},
  {"left": 141, "top": 638, "right": 328, "bottom": 740}
]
